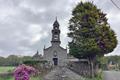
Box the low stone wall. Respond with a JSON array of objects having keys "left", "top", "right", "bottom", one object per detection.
[
  {"left": 0, "top": 72, "right": 13, "bottom": 77},
  {"left": 67, "top": 60, "right": 92, "bottom": 77}
]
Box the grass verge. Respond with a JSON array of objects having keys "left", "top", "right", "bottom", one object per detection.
[
  {"left": 80, "top": 69, "right": 103, "bottom": 80},
  {"left": 0, "top": 76, "right": 41, "bottom": 80}
]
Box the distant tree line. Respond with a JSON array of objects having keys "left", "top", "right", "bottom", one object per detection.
[
  {"left": 99, "top": 55, "right": 120, "bottom": 70},
  {"left": 99, "top": 55, "right": 120, "bottom": 64},
  {"left": 0, "top": 55, "right": 33, "bottom": 66}
]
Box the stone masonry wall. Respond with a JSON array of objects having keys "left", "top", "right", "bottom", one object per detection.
[{"left": 67, "top": 61, "right": 92, "bottom": 77}]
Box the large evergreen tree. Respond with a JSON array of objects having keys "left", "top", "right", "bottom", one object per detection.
[{"left": 68, "top": 2, "right": 117, "bottom": 59}]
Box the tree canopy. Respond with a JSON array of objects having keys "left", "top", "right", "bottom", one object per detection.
[{"left": 68, "top": 2, "right": 117, "bottom": 59}]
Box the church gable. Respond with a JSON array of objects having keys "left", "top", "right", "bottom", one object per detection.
[
  {"left": 44, "top": 45, "right": 66, "bottom": 52},
  {"left": 44, "top": 46, "right": 67, "bottom": 59}
]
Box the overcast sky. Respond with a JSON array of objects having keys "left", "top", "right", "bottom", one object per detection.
[{"left": 0, "top": 0, "right": 120, "bottom": 57}]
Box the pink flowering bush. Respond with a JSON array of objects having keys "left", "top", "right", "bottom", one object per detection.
[{"left": 14, "top": 64, "right": 36, "bottom": 80}]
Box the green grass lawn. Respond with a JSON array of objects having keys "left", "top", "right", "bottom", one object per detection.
[{"left": 0, "top": 66, "right": 15, "bottom": 73}]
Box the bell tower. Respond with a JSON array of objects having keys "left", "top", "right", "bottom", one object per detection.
[
  {"left": 51, "top": 18, "right": 61, "bottom": 45},
  {"left": 44, "top": 18, "right": 67, "bottom": 66}
]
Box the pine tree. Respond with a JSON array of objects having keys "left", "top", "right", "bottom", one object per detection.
[{"left": 68, "top": 2, "right": 117, "bottom": 59}]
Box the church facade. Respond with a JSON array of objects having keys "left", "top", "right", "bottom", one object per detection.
[{"left": 43, "top": 19, "right": 67, "bottom": 66}]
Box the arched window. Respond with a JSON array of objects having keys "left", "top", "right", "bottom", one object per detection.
[{"left": 53, "top": 51, "right": 57, "bottom": 57}]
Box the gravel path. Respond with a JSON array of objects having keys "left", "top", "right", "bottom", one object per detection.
[
  {"left": 103, "top": 71, "right": 120, "bottom": 80},
  {"left": 43, "top": 66, "right": 81, "bottom": 80}
]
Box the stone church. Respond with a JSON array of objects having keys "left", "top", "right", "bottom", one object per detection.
[{"left": 43, "top": 19, "right": 67, "bottom": 66}]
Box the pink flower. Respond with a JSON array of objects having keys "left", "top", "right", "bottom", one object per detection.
[{"left": 14, "top": 64, "right": 36, "bottom": 80}]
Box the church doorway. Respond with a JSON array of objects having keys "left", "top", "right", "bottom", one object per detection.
[{"left": 53, "top": 58, "right": 58, "bottom": 66}]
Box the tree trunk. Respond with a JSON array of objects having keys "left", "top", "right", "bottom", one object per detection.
[
  {"left": 89, "top": 56, "right": 96, "bottom": 78},
  {"left": 90, "top": 59, "right": 94, "bottom": 78}
]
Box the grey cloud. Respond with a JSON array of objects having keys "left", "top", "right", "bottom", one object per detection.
[
  {"left": 0, "top": 0, "right": 120, "bottom": 57},
  {"left": 0, "top": 0, "right": 75, "bottom": 57}
]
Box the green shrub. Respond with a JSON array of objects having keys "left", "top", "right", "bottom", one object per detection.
[{"left": 23, "top": 60, "right": 47, "bottom": 66}]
